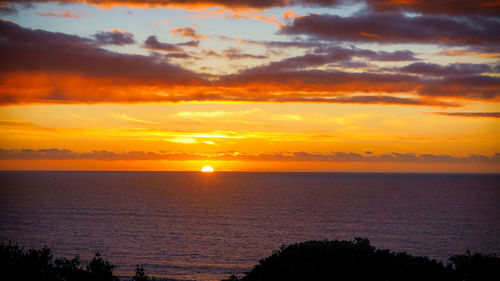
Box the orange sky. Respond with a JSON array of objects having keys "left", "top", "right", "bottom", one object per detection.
[{"left": 0, "top": 0, "right": 499, "bottom": 172}]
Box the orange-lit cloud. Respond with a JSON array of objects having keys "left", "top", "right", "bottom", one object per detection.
[
  {"left": 183, "top": 6, "right": 283, "bottom": 27},
  {"left": 111, "top": 113, "right": 159, "bottom": 124},
  {"left": 153, "top": 19, "right": 171, "bottom": 26},
  {"left": 171, "top": 26, "right": 210, "bottom": 39},
  {"left": 37, "top": 10, "right": 88, "bottom": 18},
  {"left": 436, "top": 49, "right": 500, "bottom": 59},
  {"left": 4, "top": 1, "right": 499, "bottom": 16},
  {"left": 283, "top": 9, "right": 296, "bottom": 20},
  {"left": 0, "top": 20, "right": 498, "bottom": 106},
  {"left": 3, "top": 0, "right": 292, "bottom": 9}
]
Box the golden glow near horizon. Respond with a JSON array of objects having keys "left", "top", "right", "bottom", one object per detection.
[
  {"left": 201, "top": 166, "right": 214, "bottom": 172},
  {"left": 0, "top": 1, "right": 499, "bottom": 172}
]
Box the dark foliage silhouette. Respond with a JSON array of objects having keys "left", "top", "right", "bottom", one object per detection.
[
  {"left": 3, "top": 239, "right": 499, "bottom": 281},
  {"left": 222, "top": 238, "right": 499, "bottom": 281},
  {"left": 0, "top": 242, "right": 119, "bottom": 281},
  {"left": 133, "top": 265, "right": 151, "bottom": 281},
  {"left": 449, "top": 251, "right": 500, "bottom": 281},
  {"left": 86, "top": 252, "right": 120, "bottom": 281}
]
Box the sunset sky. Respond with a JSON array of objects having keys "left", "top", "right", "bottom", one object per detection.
[{"left": 0, "top": 0, "right": 499, "bottom": 172}]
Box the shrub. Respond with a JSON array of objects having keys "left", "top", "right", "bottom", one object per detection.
[
  {"left": 223, "top": 238, "right": 456, "bottom": 281},
  {"left": 0, "top": 243, "right": 120, "bottom": 281}
]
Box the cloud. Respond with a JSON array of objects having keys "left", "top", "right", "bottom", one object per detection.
[
  {"left": 0, "top": 119, "right": 55, "bottom": 131},
  {"left": 363, "top": 0, "right": 500, "bottom": 16},
  {"left": 0, "top": 0, "right": 348, "bottom": 10},
  {"left": 219, "top": 58, "right": 500, "bottom": 100},
  {"left": 0, "top": 20, "right": 205, "bottom": 103},
  {"left": 223, "top": 47, "right": 267, "bottom": 60},
  {"left": 0, "top": 20, "right": 496, "bottom": 105},
  {"left": 0, "top": 20, "right": 199, "bottom": 80},
  {"left": 143, "top": 35, "right": 183, "bottom": 52},
  {"left": 418, "top": 75, "right": 500, "bottom": 99},
  {"left": 164, "top": 52, "right": 193, "bottom": 59},
  {"left": 1, "top": 148, "right": 498, "bottom": 164},
  {"left": 111, "top": 113, "right": 159, "bottom": 124},
  {"left": 183, "top": 7, "right": 284, "bottom": 27},
  {"left": 3, "top": 0, "right": 500, "bottom": 16},
  {"left": 94, "top": 29, "right": 135, "bottom": 45},
  {"left": 430, "top": 112, "right": 500, "bottom": 118},
  {"left": 171, "top": 27, "right": 209, "bottom": 39},
  {"left": 436, "top": 49, "right": 500, "bottom": 59},
  {"left": 176, "top": 40, "right": 200, "bottom": 47},
  {"left": 153, "top": 19, "right": 171, "bottom": 26},
  {"left": 176, "top": 108, "right": 261, "bottom": 118},
  {"left": 399, "top": 62, "right": 491, "bottom": 77},
  {"left": 0, "top": 2, "right": 17, "bottom": 14},
  {"left": 249, "top": 46, "right": 418, "bottom": 72},
  {"left": 283, "top": 9, "right": 296, "bottom": 20},
  {"left": 1, "top": 1, "right": 290, "bottom": 9},
  {"left": 216, "top": 35, "right": 323, "bottom": 49},
  {"left": 1, "top": 1, "right": 35, "bottom": 15},
  {"left": 280, "top": 13, "right": 500, "bottom": 46},
  {"left": 37, "top": 10, "right": 88, "bottom": 18}
]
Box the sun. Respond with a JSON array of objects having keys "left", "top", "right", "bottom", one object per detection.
[{"left": 201, "top": 165, "right": 214, "bottom": 172}]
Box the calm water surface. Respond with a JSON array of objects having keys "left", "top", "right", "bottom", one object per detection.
[{"left": 1, "top": 172, "right": 499, "bottom": 280}]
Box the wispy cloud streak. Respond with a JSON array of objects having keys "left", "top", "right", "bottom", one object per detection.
[{"left": 431, "top": 112, "right": 500, "bottom": 118}]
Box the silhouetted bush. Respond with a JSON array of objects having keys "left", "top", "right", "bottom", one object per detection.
[
  {"left": 449, "top": 251, "right": 500, "bottom": 281},
  {"left": 222, "top": 238, "right": 499, "bottom": 281},
  {"left": 0, "top": 242, "right": 119, "bottom": 281}
]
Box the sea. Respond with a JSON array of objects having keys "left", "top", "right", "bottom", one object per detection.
[{"left": 0, "top": 171, "right": 499, "bottom": 281}]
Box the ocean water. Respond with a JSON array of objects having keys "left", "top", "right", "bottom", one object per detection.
[{"left": 0, "top": 171, "right": 499, "bottom": 281}]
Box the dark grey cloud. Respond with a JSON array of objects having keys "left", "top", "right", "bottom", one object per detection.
[
  {"left": 362, "top": 0, "right": 500, "bottom": 16},
  {"left": 0, "top": 2, "right": 16, "bottom": 14},
  {"left": 0, "top": 20, "right": 204, "bottom": 102},
  {"left": 143, "top": 35, "right": 183, "bottom": 52},
  {"left": 223, "top": 47, "right": 267, "bottom": 60},
  {"left": 399, "top": 63, "right": 492, "bottom": 77},
  {"left": 219, "top": 57, "right": 500, "bottom": 100},
  {"left": 431, "top": 112, "right": 500, "bottom": 118},
  {"left": 94, "top": 30, "right": 135, "bottom": 46},
  {"left": 281, "top": 13, "right": 500, "bottom": 46},
  {"left": 257, "top": 46, "right": 418, "bottom": 72},
  {"left": 176, "top": 40, "right": 200, "bottom": 47}
]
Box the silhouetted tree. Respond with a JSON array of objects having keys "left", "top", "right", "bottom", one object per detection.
[
  {"left": 53, "top": 255, "right": 88, "bottom": 281},
  {"left": 449, "top": 251, "right": 500, "bottom": 281},
  {"left": 0, "top": 243, "right": 120, "bottom": 281},
  {"left": 86, "top": 252, "right": 119, "bottom": 281},
  {"left": 132, "top": 265, "right": 150, "bottom": 281}
]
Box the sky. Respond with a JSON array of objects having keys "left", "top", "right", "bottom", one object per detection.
[{"left": 0, "top": 0, "right": 499, "bottom": 172}]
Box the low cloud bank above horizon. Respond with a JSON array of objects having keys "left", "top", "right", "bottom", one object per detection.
[{"left": 1, "top": 149, "right": 498, "bottom": 164}]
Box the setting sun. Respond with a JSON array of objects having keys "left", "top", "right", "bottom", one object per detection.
[{"left": 201, "top": 166, "right": 214, "bottom": 172}]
